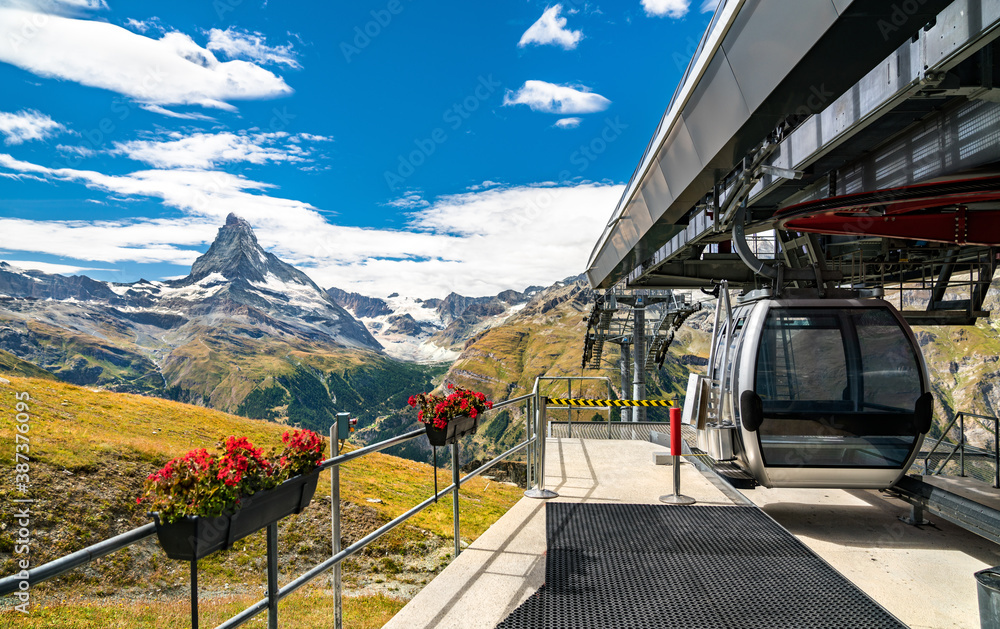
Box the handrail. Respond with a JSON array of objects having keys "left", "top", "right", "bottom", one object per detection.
[
  {"left": 0, "top": 394, "right": 538, "bottom": 629},
  {"left": 493, "top": 393, "right": 534, "bottom": 408},
  {"left": 923, "top": 411, "right": 1000, "bottom": 488},
  {"left": 924, "top": 412, "right": 964, "bottom": 474},
  {"left": 318, "top": 427, "right": 426, "bottom": 471},
  {"left": 219, "top": 479, "right": 463, "bottom": 629},
  {"left": 0, "top": 523, "right": 157, "bottom": 595}
]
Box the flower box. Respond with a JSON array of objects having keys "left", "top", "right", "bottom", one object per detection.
[
  {"left": 425, "top": 413, "right": 479, "bottom": 447},
  {"left": 409, "top": 384, "right": 492, "bottom": 446},
  {"left": 153, "top": 471, "right": 320, "bottom": 561}
]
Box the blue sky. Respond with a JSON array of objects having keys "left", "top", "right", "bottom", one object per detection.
[{"left": 0, "top": 0, "right": 715, "bottom": 297}]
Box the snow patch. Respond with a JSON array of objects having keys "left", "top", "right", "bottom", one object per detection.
[
  {"left": 251, "top": 272, "right": 329, "bottom": 311},
  {"left": 378, "top": 338, "right": 461, "bottom": 363}
]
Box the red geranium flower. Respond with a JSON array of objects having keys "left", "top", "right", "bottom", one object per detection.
[{"left": 407, "top": 385, "right": 493, "bottom": 430}]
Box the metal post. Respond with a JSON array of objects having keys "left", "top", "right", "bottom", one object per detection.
[
  {"left": 525, "top": 397, "right": 534, "bottom": 490},
  {"left": 567, "top": 378, "right": 573, "bottom": 438},
  {"left": 633, "top": 304, "right": 646, "bottom": 423},
  {"left": 621, "top": 341, "right": 631, "bottom": 424},
  {"left": 452, "top": 442, "right": 461, "bottom": 557},
  {"left": 900, "top": 502, "right": 929, "bottom": 526},
  {"left": 607, "top": 379, "right": 613, "bottom": 439},
  {"left": 961, "top": 413, "right": 966, "bottom": 477},
  {"left": 525, "top": 393, "right": 558, "bottom": 499},
  {"left": 190, "top": 559, "right": 199, "bottom": 629},
  {"left": 267, "top": 522, "right": 279, "bottom": 629},
  {"left": 330, "top": 423, "right": 343, "bottom": 629},
  {"left": 994, "top": 416, "right": 999, "bottom": 489},
  {"left": 660, "top": 407, "right": 695, "bottom": 505}
]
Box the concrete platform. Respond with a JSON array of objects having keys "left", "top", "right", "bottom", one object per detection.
[
  {"left": 745, "top": 484, "right": 1000, "bottom": 629},
  {"left": 922, "top": 474, "right": 1000, "bottom": 512},
  {"left": 383, "top": 438, "right": 1000, "bottom": 629}
]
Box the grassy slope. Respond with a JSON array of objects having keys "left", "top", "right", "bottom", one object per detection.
[
  {"left": 915, "top": 318, "right": 1000, "bottom": 443},
  {"left": 0, "top": 349, "right": 57, "bottom": 380},
  {"left": 439, "top": 281, "right": 695, "bottom": 461},
  {"left": 0, "top": 376, "right": 521, "bottom": 627}
]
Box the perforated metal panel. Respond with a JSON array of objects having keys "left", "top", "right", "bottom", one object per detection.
[{"left": 496, "top": 503, "right": 906, "bottom": 629}]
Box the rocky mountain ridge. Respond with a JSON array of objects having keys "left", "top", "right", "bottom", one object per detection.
[
  {"left": 327, "top": 280, "right": 561, "bottom": 363},
  {"left": 0, "top": 214, "right": 401, "bottom": 425}
]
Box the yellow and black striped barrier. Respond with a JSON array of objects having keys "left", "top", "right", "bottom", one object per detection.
[{"left": 545, "top": 398, "right": 674, "bottom": 407}]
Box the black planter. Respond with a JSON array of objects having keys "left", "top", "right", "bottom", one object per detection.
[
  {"left": 425, "top": 414, "right": 479, "bottom": 447},
  {"left": 153, "top": 471, "right": 320, "bottom": 561}
]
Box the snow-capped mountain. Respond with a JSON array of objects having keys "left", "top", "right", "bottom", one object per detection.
[
  {"left": 0, "top": 214, "right": 382, "bottom": 406},
  {"left": 327, "top": 283, "right": 557, "bottom": 363}
]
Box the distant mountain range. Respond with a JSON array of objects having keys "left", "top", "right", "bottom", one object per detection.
[
  {"left": 0, "top": 214, "right": 596, "bottom": 440},
  {"left": 10, "top": 212, "right": 995, "bottom": 459},
  {"left": 326, "top": 284, "right": 550, "bottom": 363},
  {"left": 0, "top": 214, "right": 411, "bottom": 427}
]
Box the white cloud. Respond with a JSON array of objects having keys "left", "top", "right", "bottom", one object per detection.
[
  {"left": 466, "top": 180, "right": 502, "bottom": 191},
  {"left": 553, "top": 117, "right": 582, "bottom": 129},
  {"left": 56, "top": 143, "right": 95, "bottom": 157},
  {"left": 0, "top": 109, "right": 65, "bottom": 144},
  {"left": 140, "top": 105, "right": 215, "bottom": 121},
  {"left": 0, "top": 216, "right": 214, "bottom": 266},
  {"left": 700, "top": 0, "right": 722, "bottom": 12},
  {"left": 518, "top": 5, "right": 582, "bottom": 50},
  {"left": 503, "top": 80, "right": 611, "bottom": 114},
  {"left": 111, "top": 131, "right": 317, "bottom": 169},
  {"left": 207, "top": 27, "right": 300, "bottom": 69},
  {"left": 1, "top": 259, "right": 115, "bottom": 275},
  {"left": 0, "top": 149, "right": 622, "bottom": 297},
  {"left": 123, "top": 17, "right": 164, "bottom": 35},
  {"left": 50, "top": 0, "right": 107, "bottom": 11},
  {"left": 293, "top": 182, "right": 623, "bottom": 297},
  {"left": 2, "top": 0, "right": 108, "bottom": 14},
  {"left": 0, "top": 7, "right": 292, "bottom": 111},
  {"left": 296, "top": 133, "right": 333, "bottom": 143},
  {"left": 386, "top": 192, "right": 430, "bottom": 209},
  {"left": 642, "top": 0, "right": 690, "bottom": 18},
  {"left": 0, "top": 152, "right": 318, "bottom": 233}
]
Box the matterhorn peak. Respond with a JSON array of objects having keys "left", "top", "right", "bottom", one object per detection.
[
  {"left": 187, "top": 214, "right": 270, "bottom": 283},
  {"left": 225, "top": 212, "right": 252, "bottom": 229}
]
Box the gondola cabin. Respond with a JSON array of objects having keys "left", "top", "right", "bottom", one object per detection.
[{"left": 688, "top": 292, "right": 933, "bottom": 489}]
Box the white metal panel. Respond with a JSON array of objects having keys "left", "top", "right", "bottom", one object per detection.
[
  {"left": 681, "top": 50, "right": 751, "bottom": 167},
  {"left": 658, "top": 119, "right": 704, "bottom": 198},
  {"left": 631, "top": 186, "right": 655, "bottom": 236},
  {"left": 617, "top": 205, "right": 641, "bottom": 247},
  {"left": 644, "top": 155, "right": 673, "bottom": 219},
  {"left": 923, "top": 0, "right": 1000, "bottom": 70},
  {"left": 607, "top": 229, "right": 630, "bottom": 265},
  {"left": 723, "top": 0, "right": 840, "bottom": 111},
  {"left": 585, "top": 0, "right": 746, "bottom": 284}
]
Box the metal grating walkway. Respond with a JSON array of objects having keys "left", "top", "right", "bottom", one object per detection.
[{"left": 496, "top": 503, "right": 907, "bottom": 629}]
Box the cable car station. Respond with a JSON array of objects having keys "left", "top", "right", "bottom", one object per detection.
[
  {"left": 397, "top": 0, "right": 1000, "bottom": 626},
  {"left": 7, "top": 2, "right": 1000, "bottom": 627}
]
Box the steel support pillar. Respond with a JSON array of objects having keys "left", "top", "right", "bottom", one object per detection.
[
  {"left": 330, "top": 422, "right": 343, "bottom": 629},
  {"left": 620, "top": 342, "right": 631, "bottom": 423},
  {"left": 266, "top": 522, "right": 278, "bottom": 629},
  {"left": 452, "top": 443, "right": 461, "bottom": 557},
  {"left": 633, "top": 306, "right": 646, "bottom": 423}
]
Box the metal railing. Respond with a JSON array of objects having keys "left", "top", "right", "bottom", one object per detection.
[
  {"left": 548, "top": 420, "right": 672, "bottom": 441},
  {"left": 0, "top": 392, "right": 540, "bottom": 629},
  {"left": 921, "top": 411, "right": 1000, "bottom": 488},
  {"left": 537, "top": 376, "right": 614, "bottom": 439}
]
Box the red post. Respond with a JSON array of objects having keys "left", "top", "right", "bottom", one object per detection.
[
  {"left": 661, "top": 404, "right": 695, "bottom": 505},
  {"left": 670, "top": 406, "right": 682, "bottom": 456}
]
